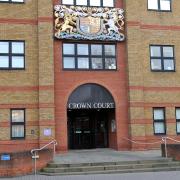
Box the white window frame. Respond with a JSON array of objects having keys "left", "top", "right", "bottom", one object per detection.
[
  {"left": 150, "top": 45, "right": 175, "bottom": 72},
  {"left": 176, "top": 108, "right": 180, "bottom": 135},
  {"left": 153, "top": 108, "right": 166, "bottom": 135},
  {"left": 62, "top": 43, "right": 117, "bottom": 70},
  {"left": 0, "top": 40, "right": 25, "bottom": 70},
  {"left": 148, "top": 0, "right": 171, "bottom": 11},
  {"left": 11, "top": 109, "right": 25, "bottom": 140},
  {"left": 62, "top": 0, "right": 114, "bottom": 7},
  {"left": 0, "top": 0, "right": 24, "bottom": 3}
]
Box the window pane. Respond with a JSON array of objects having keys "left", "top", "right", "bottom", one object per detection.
[
  {"left": 63, "top": 57, "right": 75, "bottom": 68},
  {"left": 150, "top": 46, "right": 161, "bottom": 57},
  {"left": 103, "top": 0, "right": 114, "bottom": 7},
  {"left": 177, "top": 122, "right": 180, "bottom": 133},
  {"left": 12, "top": 42, "right": 24, "bottom": 54},
  {"left": 176, "top": 109, "right": 180, "bottom": 119},
  {"left": 12, "top": 125, "right": 24, "bottom": 138},
  {"left": 12, "top": 56, "right": 24, "bottom": 68},
  {"left": 151, "top": 59, "right": 162, "bottom": 70},
  {"left": 163, "top": 46, "right": 173, "bottom": 57},
  {"left": 154, "top": 109, "right": 164, "bottom": 120},
  {"left": 91, "top": 45, "right": 102, "bottom": 55},
  {"left": 105, "top": 58, "right": 116, "bottom": 69},
  {"left": 76, "top": 0, "right": 87, "bottom": 5},
  {"left": 154, "top": 122, "right": 165, "bottom": 134},
  {"left": 0, "top": 42, "right": 9, "bottom": 53},
  {"left": 77, "top": 58, "right": 89, "bottom": 69},
  {"left": 90, "top": 0, "right": 100, "bottom": 6},
  {"left": 104, "top": 45, "right": 115, "bottom": 56},
  {"left": 77, "top": 44, "right": 88, "bottom": 55},
  {"left": 92, "top": 58, "right": 103, "bottom": 69},
  {"left": 164, "top": 60, "right": 174, "bottom": 71},
  {"left": 148, "top": 0, "right": 158, "bottom": 9},
  {"left": 0, "top": 56, "right": 9, "bottom": 68},
  {"left": 63, "top": 44, "right": 75, "bottom": 55},
  {"left": 62, "top": 0, "right": 73, "bottom": 4},
  {"left": 160, "top": 0, "right": 171, "bottom": 10},
  {"left": 12, "top": 110, "right": 24, "bottom": 122}
]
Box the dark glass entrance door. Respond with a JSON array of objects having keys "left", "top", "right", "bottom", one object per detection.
[
  {"left": 68, "top": 110, "right": 109, "bottom": 149},
  {"left": 73, "top": 116, "right": 93, "bottom": 149},
  {"left": 95, "top": 113, "right": 108, "bottom": 148}
]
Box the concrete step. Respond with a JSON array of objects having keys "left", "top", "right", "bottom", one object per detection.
[
  {"left": 42, "top": 161, "right": 180, "bottom": 173},
  {"left": 40, "top": 166, "right": 180, "bottom": 176},
  {"left": 48, "top": 158, "right": 173, "bottom": 168}
]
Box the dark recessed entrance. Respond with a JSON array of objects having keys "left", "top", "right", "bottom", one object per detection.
[
  {"left": 67, "top": 84, "right": 115, "bottom": 150},
  {"left": 68, "top": 109, "right": 115, "bottom": 149}
]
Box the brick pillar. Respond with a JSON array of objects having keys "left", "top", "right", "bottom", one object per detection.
[
  {"left": 54, "top": 41, "right": 68, "bottom": 152},
  {"left": 115, "top": 43, "right": 131, "bottom": 150},
  {"left": 37, "top": 0, "right": 55, "bottom": 147}
]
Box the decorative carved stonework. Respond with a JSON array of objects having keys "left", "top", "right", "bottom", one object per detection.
[{"left": 54, "top": 5, "right": 125, "bottom": 41}]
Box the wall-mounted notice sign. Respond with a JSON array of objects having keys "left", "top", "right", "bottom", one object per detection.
[
  {"left": 111, "top": 119, "right": 116, "bottom": 132},
  {"left": 43, "top": 128, "right": 52, "bottom": 136},
  {"left": 1, "top": 154, "right": 10, "bottom": 161}
]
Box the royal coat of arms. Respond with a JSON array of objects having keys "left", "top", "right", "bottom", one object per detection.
[{"left": 54, "top": 5, "right": 125, "bottom": 41}]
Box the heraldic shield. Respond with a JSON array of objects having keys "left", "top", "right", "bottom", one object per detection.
[
  {"left": 54, "top": 5, "right": 125, "bottom": 41},
  {"left": 77, "top": 17, "right": 103, "bottom": 36}
]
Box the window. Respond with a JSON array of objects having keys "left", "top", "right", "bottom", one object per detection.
[
  {"left": 62, "top": 0, "right": 114, "bottom": 7},
  {"left": 0, "top": 0, "right": 24, "bottom": 3},
  {"left": 153, "top": 108, "right": 166, "bottom": 135},
  {"left": 176, "top": 108, "right": 180, "bottom": 134},
  {"left": 150, "top": 45, "right": 175, "bottom": 71},
  {"left": 148, "top": 0, "right": 171, "bottom": 11},
  {"left": 11, "top": 109, "right": 25, "bottom": 139},
  {"left": 0, "top": 41, "right": 25, "bottom": 69},
  {"left": 63, "top": 43, "right": 116, "bottom": 70}
]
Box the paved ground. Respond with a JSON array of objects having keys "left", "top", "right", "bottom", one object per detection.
[
  {"left": 1, "top": 149, "right": 169, "bottom": 179},
  {"left": 54, "top": 149, "right": 163, "bottom": 164},
  {"left": 2, "top": 171, "right": 180, "bottom": 180}
]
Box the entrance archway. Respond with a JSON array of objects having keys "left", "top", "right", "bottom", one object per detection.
[{"left": 67, "top": 83, "right": 115, "bottom": 149}]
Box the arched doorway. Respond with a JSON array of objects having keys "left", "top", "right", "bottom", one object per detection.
[{"left": 67, "top": 83, "right": 115, "bottom": 149}]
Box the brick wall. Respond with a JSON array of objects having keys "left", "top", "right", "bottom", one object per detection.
[
  {"left": 0, "top": 0, "right": 180, "bottom": 162},
  {"left": 0, "top": 0, "right": 40, "bottom": 153},
  {"left": 0, "top": 0, "right": 55, "bottom": 153},
  {"left": 0, "top": 149, "right": 53, "bottom": 177},
  {"left": 125, "top": 0, "right": 180, "bottom": 148},
  {"left": 162, "top": 144, "right": 180, "bottom": 160},
  {"left": 53, "top": 0, "right": 130, "bottom": 151}
]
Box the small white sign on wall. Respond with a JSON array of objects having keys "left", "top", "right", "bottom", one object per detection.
[
  {"left": 43, "top": 128, "right": 52, "bottom": 136},
  {"left": 111, "top": 119, "right": 116, "bottom": 132}
]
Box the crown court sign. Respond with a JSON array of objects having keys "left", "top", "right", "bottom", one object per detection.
[{"left": 68, "top": 102, "right": 115, "bottom": 109}]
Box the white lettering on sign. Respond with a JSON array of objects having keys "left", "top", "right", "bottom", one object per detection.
[{"left": 68, "top": 103, "right": 115, "bottom": 109}]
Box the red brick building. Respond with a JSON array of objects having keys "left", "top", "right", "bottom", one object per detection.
[{"left": 0, "top": 0, "right": 180, "bottom": 176}]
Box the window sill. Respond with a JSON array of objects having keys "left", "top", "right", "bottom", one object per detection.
[
  {"left": 61, "top": 4, "right": 114, "bottom": 8},
  {"left": 154, "top": 133, "right": 166, "bottom": 136},
  {"left": 62, "top": 69, "right": 117, "bottom": 71},
  {"left": 0, "top": 68, "right": 25, "bottom": 70},
  {"left": 0, "top": 0, "right": 24, "bottom": 3},
  {"left": 11, "top": 137, "right": 25, "bottom": 140},
  {"left": 151, "top": 70, "right": 175, "bottom": 72},
  {"left": 147, "top": 9, "right": 171, "bottom": 12}
]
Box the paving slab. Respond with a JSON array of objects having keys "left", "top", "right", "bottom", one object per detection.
[
  {"left": 3, "top": 171, "right": 180, "bottom": 180},
  {"left": 53, "top": 149, "right": 163, "bottom": 164}
]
